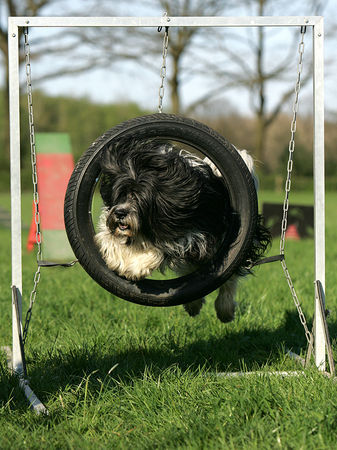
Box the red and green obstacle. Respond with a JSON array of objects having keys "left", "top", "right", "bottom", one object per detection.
[{"left": 27, "top": 133, "right": 75, "bottom": 260}]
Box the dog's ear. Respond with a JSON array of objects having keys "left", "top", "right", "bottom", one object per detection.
[
  {"left": 100, "top": 146, "right": 117, "bottom": 174},
  {"left": 99, "top": 147, "right": 119, "bottom": 207},
  {"left": 100, "top": 138, "right": 134, "bottom": 173},
  {"left": 99, "top": 173, "right": 114, "bottom": 207}
]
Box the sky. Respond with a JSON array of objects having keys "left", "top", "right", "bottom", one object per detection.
[{"left": 2, "top": 0, "right": 337, "bottom": 118}]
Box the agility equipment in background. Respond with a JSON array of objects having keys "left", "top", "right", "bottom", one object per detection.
[
  {"left": 27, "top": 133, "right": 75, "bottom": 260},
  {"left": 262, "top": 203, "right": 314, "bottom": 239}
]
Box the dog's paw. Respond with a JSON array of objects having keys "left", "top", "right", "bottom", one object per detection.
[
  {"left": 183, "top": 298, "right": 205, "bottom": 317},
  {"left": 214, "top": 297, "right": 237, "bottom": 323},
  {"left": 214, "top": 278, "right": 238, "bottom": 323}
]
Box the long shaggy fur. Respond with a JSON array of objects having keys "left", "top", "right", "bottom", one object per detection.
[{"left": 95, "top": 138, "right": 271, "bottom": 322}]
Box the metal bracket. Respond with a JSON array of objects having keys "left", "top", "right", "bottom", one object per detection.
[
  {"left": 12, "top": 286, "right": 27, "bottom": 378},
  {"left": 1, "top": 286, "right": 49, "bottom": 414},
  {"left": 303, "top": 281, "right": 335, "bottom": 377}
]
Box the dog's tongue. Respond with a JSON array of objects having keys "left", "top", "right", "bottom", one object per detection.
[{"left": 119, "top": 224, "right": 128, "bottom": 230}]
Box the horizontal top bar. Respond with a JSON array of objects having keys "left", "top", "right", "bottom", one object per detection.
[{"left": 9, "top": 16, "right": 322, "bottom": 28}]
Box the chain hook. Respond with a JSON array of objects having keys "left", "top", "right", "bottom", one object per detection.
[{"left": 157, "top": 10, "right": 169, "bottom": 32}]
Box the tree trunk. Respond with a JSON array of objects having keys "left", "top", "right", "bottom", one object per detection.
[
  {"left": 255, "top": 0, "right": 266, "bottom": 165},
  {"left": 170, "top": 55, "right": 180, "bottom": 114},
  {"left": 255, "top": 114, "right": 266, "bottom": 164}
]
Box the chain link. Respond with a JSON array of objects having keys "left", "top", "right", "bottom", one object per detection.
[
  {"left": 279, "top": 26, "right": 312, "bottom": 346},
  {"left": 158, "top": 16, "right": 169, "bottom": 113},
  {"left": 22, "top": 27, "right": 42, "bottom": 346}
]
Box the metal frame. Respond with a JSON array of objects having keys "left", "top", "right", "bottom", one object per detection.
[{"left": 5, "top": 16, "right": 326, "bottom": 413}]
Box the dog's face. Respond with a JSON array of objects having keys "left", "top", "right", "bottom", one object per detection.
[
  {"left": 106, "top": 196, "right": 139, "bottom": 240},
  {"left": 99, "top": 155, "right": 158, "bottom": 245}
]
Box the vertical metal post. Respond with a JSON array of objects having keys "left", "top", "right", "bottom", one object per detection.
[
  {"left": 7, "top": 20, "right": 48, "bottom": 414},
  {"left": 312, "top": 18, "right": 325, "bottom": 370},
  {"left": 8, "top": 19, "right": 24, "bottom": 375}
]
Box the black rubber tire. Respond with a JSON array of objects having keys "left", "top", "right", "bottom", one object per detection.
[{"left": 64, "top": 114, "right": 258, "bottom": 307}]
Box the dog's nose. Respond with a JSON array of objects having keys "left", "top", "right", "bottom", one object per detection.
[{"left": 114, "top": 207, "right": 128, "bottom": 219}]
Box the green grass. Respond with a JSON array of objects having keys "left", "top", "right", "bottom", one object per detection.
[{"left": 1, "top": 190, "right": 337, "bottom": 448}]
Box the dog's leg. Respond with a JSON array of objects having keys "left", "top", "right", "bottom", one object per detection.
[
  {"left": 214, "top": 276, "right": 238, "bottom": 323},
  {"left": 176, "top": 268, "right": 205, "bottom": 318},
  {"left": 183, "top": 297, "right": 205, "bottom": 317}
]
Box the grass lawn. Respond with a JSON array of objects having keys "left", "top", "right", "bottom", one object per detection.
[{"left": 1, "top": 189, "right": 337, "bottom": 448}]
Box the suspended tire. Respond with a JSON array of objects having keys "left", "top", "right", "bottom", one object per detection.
[{"left": 64, "top": 113, "right": 258, "bottom": 307}]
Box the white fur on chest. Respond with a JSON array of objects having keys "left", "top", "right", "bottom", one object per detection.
[{"left": 95, "top": 208, "right": 164, "bottom": 280}]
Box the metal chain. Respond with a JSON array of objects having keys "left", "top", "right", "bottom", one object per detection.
[
  {"left": 158, "top": 15, "right": 169, "bottom": 113},
  {"left": 22, "top": 27, "right": 42, "bottom": 346},
  {"left": 279, "top": 26, "right": 312, "bottom": 345}
]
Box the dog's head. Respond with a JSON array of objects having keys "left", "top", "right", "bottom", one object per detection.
[
  {"left": 98, "top": 139, "right": 230, "bottom": 248},
  {"left": 104, "top": 195, "right": 140, "bottom": 242}
]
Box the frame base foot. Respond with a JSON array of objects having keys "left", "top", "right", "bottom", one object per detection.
[{"left": 1, "top": 345, "right": 48, "bottom": 415}]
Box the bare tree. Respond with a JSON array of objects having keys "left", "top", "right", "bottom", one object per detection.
[
  {"left": 187, "top": 0, "right": 328, "bottom": 164},
  {"left": 153, "top": 0, "right": 239, "bottom": 113},
  {"left": 77, "top": 0, "right": 327, "bottom": 166},
  {"left": 74, "top": 0, "right": 245, "bottom": 114},
  {"left": 248, "top": 0, "right": 326, "bottom": 163},
  {"left": 0, "top": 0, "right": 111, "bottom": 156},
  {"left": 1, "top": 1, "right": 54, "bottom": 154}
]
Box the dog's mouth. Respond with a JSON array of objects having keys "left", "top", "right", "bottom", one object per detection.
[
  {"left": 105, "top": 205, "right": 139, "bottom": 240},
  {"left": 117, "top": 223, "right": 130, "bottom": 232},
  {"left": 106, "top": 211, "right": 131, "bottom": 234}
]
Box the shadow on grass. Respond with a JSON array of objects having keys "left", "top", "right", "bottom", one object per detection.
[
  {"left": 22, "top": 309, "right": 335, "bottom": 395},
  {"left": 3, "top": 308, "right": 336, "bottom": 412}
]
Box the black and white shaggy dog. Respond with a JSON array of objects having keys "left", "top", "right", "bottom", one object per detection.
[{"left": 95, "top": 139, "right": 270, "bottom": 323}]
